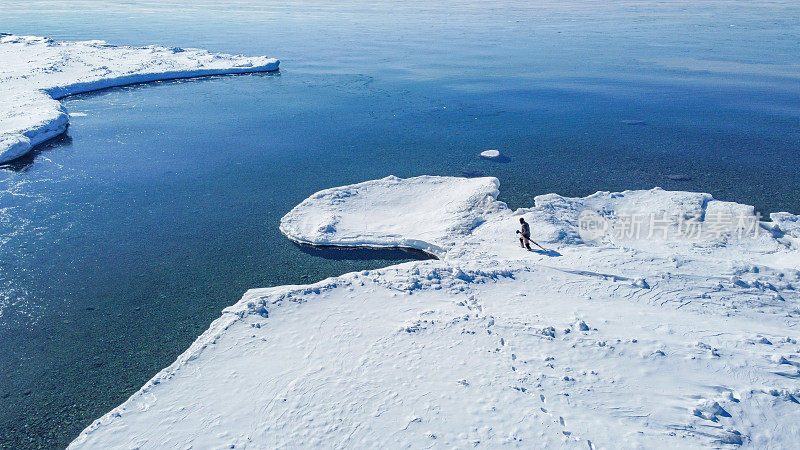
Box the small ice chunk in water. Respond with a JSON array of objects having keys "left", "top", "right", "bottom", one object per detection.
[{"left": 480, "top": 149, "right": 501, "bottom": 159}]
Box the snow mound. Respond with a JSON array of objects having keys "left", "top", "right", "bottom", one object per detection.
[
  {"left": 0, "top": 34, "right": 279, "bottom": 163},
  {"left": 280, "top": 175, "right": 507, "bottom": 258},
  {"left": 71, "top": 177, "right": 800, "bottom": 448},
  {"left": 771, "top": 212, "right": 800, "bottom": 241}
]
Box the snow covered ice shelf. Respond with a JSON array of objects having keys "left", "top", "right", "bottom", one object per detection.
[
  {"left": 0, "top": 34, "right": 279, "bottom": 163},
  {"left": 279, "top": 175, "right": 507, "bottom": 259},
  {"left": 70, "top": 175, "right": 800, "bottom": 448}
]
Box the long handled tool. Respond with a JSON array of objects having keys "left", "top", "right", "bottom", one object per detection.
[{"left": 516, "top": 230, "right": 548, "bottom": 252}]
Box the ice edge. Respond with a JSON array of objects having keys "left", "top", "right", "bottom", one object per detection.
[{"left": 0, "top": 34, "right": 279, "bottom": 163}]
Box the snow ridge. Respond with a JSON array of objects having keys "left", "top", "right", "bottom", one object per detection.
[{"left": 0, "top": 34, "right": 279, "bottom": 163}]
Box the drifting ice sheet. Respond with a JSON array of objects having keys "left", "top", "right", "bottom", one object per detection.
[
  {"left": 480, "top": 149, "right": 501, "bottom": 159},
  {"left": 71, "top": 176, "right": 800, "bottom": 448},
  {"left": 0, "top": 34, "right": 279, "bottom": 163}
]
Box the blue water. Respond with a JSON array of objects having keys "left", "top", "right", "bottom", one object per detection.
[{"left": 1, "top": 1, "right": 799, "bottom": 447}]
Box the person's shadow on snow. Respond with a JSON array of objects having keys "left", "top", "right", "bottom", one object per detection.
[{"left": 531, "top": 249, "right": 562, "bottom": 257}]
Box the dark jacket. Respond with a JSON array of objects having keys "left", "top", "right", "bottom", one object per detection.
[{"left": 520, "top": 222, "right": 530, "bottom": 237}]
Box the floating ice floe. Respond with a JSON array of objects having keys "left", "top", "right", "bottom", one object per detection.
[
  {"left": 0, "top": 34, "right": 279, "bottom": 163},
  {"left": 480, "top": 149, "right": 501, "bottom": 159},
  {"left": 72, "top": 176, "right": 800, "bottom": 449}
]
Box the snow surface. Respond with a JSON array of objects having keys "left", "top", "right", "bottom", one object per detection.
[
  {"left": 279, "top": 176, "right": 505, "bottom": 258},
  {"left": 72, "top": 176, "right": 800, "bottom": 448},
  {"left": 0, "top": 34, "right": 279, "bottom": 163}
]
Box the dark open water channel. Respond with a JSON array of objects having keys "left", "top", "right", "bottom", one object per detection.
[{"left": 1, "top": 1, "right": 799, "bottom": 447}]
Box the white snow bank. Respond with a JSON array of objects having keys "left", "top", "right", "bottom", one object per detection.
[
  {"left": 0, "top": 34, "right": 279, "bottom": 163},
  {"left": 280, "top": 175, "right": 507, "bottom": 258},
  {"left": 72, "top": 177, "right": 800, "bottom": 448},
  {"left": 771, "top": 212, "right": 800, "bottom": 240},
  {"left": 282, "top": 178, "right": 799, "bottom": 266}
]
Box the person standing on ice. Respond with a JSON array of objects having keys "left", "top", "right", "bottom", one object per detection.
[{"left": 518, "top": 217, "right": 532, "bottom": 250}]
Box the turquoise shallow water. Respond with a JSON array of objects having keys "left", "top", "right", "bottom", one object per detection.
[{"left": 1, "top": 1, "right": 799, "bottom": 448}]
